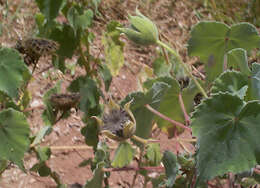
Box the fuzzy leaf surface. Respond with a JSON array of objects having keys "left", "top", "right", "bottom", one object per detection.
[
  {"left": 211, "top": 70, "right": 248, "bottom": 99},
  {"left": 0, "top": 109, "right": 30, "bottom": 170},
  {"left": 192, "top": 93, "right": 260, "bottom": 183},
  {"left": 227, "top": 48, "right": 251, "bottom": 76},
  {"left": 0, "top": 48, "right": 31, "bottom": 98},
  {"left": 188, "top": 22, "right": 260, "bottom": 83}
]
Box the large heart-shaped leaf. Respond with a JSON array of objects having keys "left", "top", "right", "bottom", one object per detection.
[
  {"left": 192, "top": 92, "right": 260, "bottom": 183},
  {"left": 0, "top": 109, "right": 30, "bottom": 170},
  {"left": 0, "top": 48, "right": 31, "bottom": 98},
  {"left": 188, "top": 21, "right": 260, "bottom": 83}
]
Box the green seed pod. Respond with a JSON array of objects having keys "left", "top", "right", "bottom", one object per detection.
[
  {"left": 118, "top": 9, "right": 158, "bottom": 46},
  {"left": 92, "top": 99, "right": 136, "bottom": 142}
]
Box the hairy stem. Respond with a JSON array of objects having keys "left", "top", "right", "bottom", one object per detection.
[
  {"left": 156, "top": 40, "right": 208, "bottom": 98},
  {"left": 145, "top": 104, "right": 191, "bottom": 132}
]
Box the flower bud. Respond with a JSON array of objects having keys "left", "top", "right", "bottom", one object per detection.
[
  {"left": 93, "top": 99, "right": 136, "bottom": 141},
  {"left": 118, "top": 9, "right": 158, "bottom": 46}
]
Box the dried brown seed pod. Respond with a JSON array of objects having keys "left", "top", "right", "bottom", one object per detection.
[
  {"left": 50, "top": 93, "right": 80, "bottom": 110},
  {"left": 15, "top": 37, "right": 59, "bottom": 65}
]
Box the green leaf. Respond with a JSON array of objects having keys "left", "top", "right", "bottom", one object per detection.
[
  {"left": 145, "top": 143, "right": 162, "bottom": 166},
  {"left": 38, "top": 163, "right": 51, "bottom": 177},
  {"left": 191, "top": 93, "right": 260, "bottom": 183},
  {"left": 36, "top": 0, "right": 65, "bottom": 20},
  {"left": 211, "top": 70, "right": 248, "bottom": 99},
  {"left": 0, "top": 48, "right": 31, "bottom": 98},
  {"left": 68, "top": 76, "right": 101, "bottom": 116},
  {"left": 102, "top": 21, "right": 124, "bottom": 76},
  {"left": 42, "top": 82, "right": 61, "bottom": 125},
  {"left": 144, "top": 77, "right": 198, "bottom": 134},
  {"left": 84, "top": 162, "right": 104, "bottom": 188},
  {"left": 111, "top": 141, "right": 135, "bottom": 168},
  {"left": 162, "top": 151, "right": 178, "bottom": 188},
  {"left": 31, "top": 126, "right": 52, "bottom": 147},
  {"left": 152, "top": 56, "right": 172, "bottom": 77},
  {"left": 188, "top": 21, "right": 260, "bottom": 83},
  {"left": 81, "top": 119, "right": 99, "bottom": 148},
  {"left": 67, "top": 7, "right": 93, "bottom": 32},
  {"left": 50, "top": 24, "right": 80, "bottom": 58},
  {"left": 121, "top": 82, "right": 170, "bottom": 139},
  {"left": 98, "top": 63, "right": 112, "bottom": 92},
  {"left": 227, "top": 48, "right": 251, "bottom": 76},
  {"left": 0, "top": 109, "right": 30, "bottom": 170},
  {"left": 36, "top": 146, "right": 51, "bottom": 162},
  {"left": 249, "top": 63, "right": 260, "bottom": 100}
]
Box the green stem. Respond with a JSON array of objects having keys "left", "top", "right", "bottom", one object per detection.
[{"left": 156, "top": 40, "right": 208, "bottom": 98}]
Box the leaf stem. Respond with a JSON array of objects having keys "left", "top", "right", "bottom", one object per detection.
[
  {"left": 156, "top": 40, "right": 208, "bottom": 98},
  {"left": 145, "top": 104, "right": 192, "bottom": 132},
  {"left": 178, "top": 93, "right": 190, "bottom": 125}
]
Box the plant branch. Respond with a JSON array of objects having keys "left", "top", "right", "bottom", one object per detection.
[
  {"left": 156, "top": 40, "right": 208, "bottom": 98},
  {"left": 131, "top": 147, "right": 145, "bottom": 188},
  {"left": 178, "top": 93, "right": 190, "bottom": 125},
  {"left": 145, "top": 104, "right": 192, "bottom": 132},
  {"left": 104, "top": 166, "right": 164, "bottom": 172}
]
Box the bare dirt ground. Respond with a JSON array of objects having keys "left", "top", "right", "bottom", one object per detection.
[{"left": 0, "top": 0, "right": 255, "bottom": 188}]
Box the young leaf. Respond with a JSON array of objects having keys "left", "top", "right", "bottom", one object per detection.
[
  {"left": 81, "top": 119, "right": 99, "bottom": 148},
  {"left": 98, "top": 63, "right": 112, "bottom": 92},
  {"left": 67, "top": 7, "right": 93, "bottom": 32},
  {"left": 84, "top": 162, "right": 104, "bottom": 188},
  {"left": 211, "top": 70, "right": 248, "bottom": 99},
  {"left": 31, "top": 126, "right": 52, "bottom": 147},
  {"left": 0, "top": 109, "right": 30, "bottom": 170},
  {"left": 0, "top": 48, "right": 31, "bottom": 98},
  {"left": 188, "top": 21, "right": 260, "bottom": 83},
  {"left": 111, "top": 141, "right": 135, "bottom": 168},
  {"left": 162, "top": 151, "right": 178, "bottom": 188},
  {"left": 36, "top": 146, "right": 51, "bottom": 162},
  {"left": 227, "top": 48, "right": 251, "bottom": 76},
  {"left": 102, "top": 21, "right": 124, "bottom": 76},
  {"left": 68, "top": 76, "right": 101, "bottom": 116},
  {"left": 145, "top": 143, "right": 162, "bottom": 166},
  {"left": 50, "top": 24, "right": 80, "bottom": 58},
  {"left": 192, "top": 93, "right": 260, "bottom": 183},
  {"left": 121, "top": 82, "right": 169, "bottom": 139},
  {"left": 42, "top": 82, "right": 61, "bottom": 125},
  {"left": 249, "top": 63, "right": 260, "bottom": 100},
  {"left": 36, "top": 0, "right": 65, "bottom": 20}
]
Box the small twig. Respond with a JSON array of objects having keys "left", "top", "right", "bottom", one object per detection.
[
  {"left": 145, "top": 104, "right": 192, "bottom": 132},
  {"left": 173, "top": 138, "right": 197, "bottom": 143},
  {"left": 23, "top": 104, "right": 45, "bottom": 112},
  {"left": 36, "top": 64, "right": 53, "bottom": 75},
  {"left": 50, "top": 145, "right": 93, "bottom": 150},
  {"left": 178, "top": 93, "right": 190, "bottom": 126},
  {"left": 192, "top": 65, "right": 205, "bottom": 80},
  {"left": 103, "top": 166, "right": 164, "bottom": 172}
]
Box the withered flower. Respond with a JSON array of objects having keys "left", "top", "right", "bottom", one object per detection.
[
  {"left": 50, "top": 93, "right": 80, "bottom": 111},
  {"left": 93, "top": 99, "right": 136, "bottom": 142}
]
